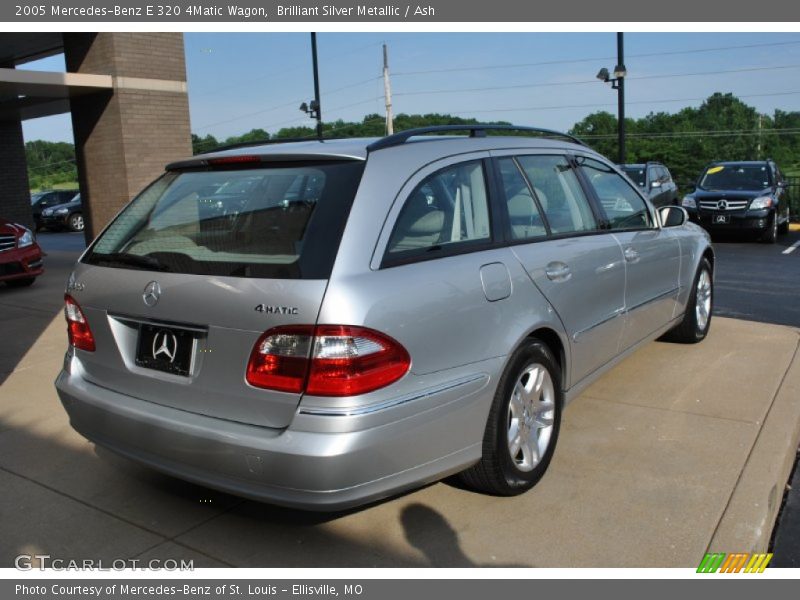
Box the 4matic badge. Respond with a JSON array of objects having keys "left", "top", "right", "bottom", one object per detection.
[{"left": 254, "top": 304, "right": 299, "bottom": 315}]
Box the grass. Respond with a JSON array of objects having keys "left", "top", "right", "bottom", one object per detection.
[{"left": 30, "top": 181, "right": 79, "bottom": 194}]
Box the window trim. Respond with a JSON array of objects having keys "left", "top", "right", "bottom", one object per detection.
[
  {"left": 572, "top": 153, "right": 659, "bottom": 233},
  {"left": 380, "top": 158, "right": 499, "bottom": 269}
]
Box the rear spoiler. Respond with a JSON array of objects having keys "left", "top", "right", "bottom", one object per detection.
[{"left": 166, "top": 153, "right": 364, "bottom": 171}]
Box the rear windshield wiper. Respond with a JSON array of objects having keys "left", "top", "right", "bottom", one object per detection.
[{"left": 90, "top": 252, "right": 171, "bottom": 272}]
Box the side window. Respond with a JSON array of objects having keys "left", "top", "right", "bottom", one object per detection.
[
  {"left": 498, "top": 158, "right": 547, "bottom": 240},
  {"left": 386, "top": 160, "right": 491, "bottom": 258},
  {"left": 662, "top": 167, "right": 673, "bottom": 182},
  {"left": 580, "top": 158, "right": 653, "bottom": 230},
  {"left": 516, "top": 155, "right": 598, "bottom": 235},
  {"left": 648, "top": 166, "right": 658, "bottom": 185}
]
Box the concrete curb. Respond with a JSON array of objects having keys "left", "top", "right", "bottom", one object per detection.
[{"left": 708, "top": 329, "right": 800, "bottom": 553}]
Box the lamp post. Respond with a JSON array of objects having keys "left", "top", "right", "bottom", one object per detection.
[
  {"left": 596, "top": 33, "right": 627, "bottom": 163},
  {"left": 299, "top": 32, "right": 323, "bottom": 139}
]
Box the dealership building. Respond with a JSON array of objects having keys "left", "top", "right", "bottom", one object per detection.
[{"left": 0, "top": 33, "right": 191, "bottom": 239}]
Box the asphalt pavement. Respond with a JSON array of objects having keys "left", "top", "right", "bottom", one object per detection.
[{"left": 712, "top": 229, "right": 800, "bottom": 328}]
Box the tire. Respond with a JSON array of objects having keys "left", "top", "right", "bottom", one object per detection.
[
  {"left": 6, "top": 277, "right": 36, "bottom": 288},
  {"left": 661, "top": 258, "right": 713, "bottom": 344},
  {"left": 68, "top": 212, "right": 84, "bottom": 233},
  {"left": 777, "top": 208, "right": 790, "bottom": 236},
  {"left": 459, "top": 339, "right": 562, "bottom": 496},
  {"left": 760, "top": 213, "right": 778, "bottom": 244}
]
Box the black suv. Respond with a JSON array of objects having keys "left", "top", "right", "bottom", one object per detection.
[
  {"left": 620, "top": 162, "right": 679, "bottom": 208},
  {"left": 31, "top": 189, "right": 78, "bottom": 231},
  {"left": 682, "top": 160, "right": 791, "bottom": 243},
  {"left": 40, "top": 193, "right": 84, "bottom": 232}
]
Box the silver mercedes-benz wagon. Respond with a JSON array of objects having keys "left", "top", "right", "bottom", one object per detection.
[{"left": 56, "top": 125, "right": 714, "bottom": 510}]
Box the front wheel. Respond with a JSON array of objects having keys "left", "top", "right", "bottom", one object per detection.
[
  {"left": 777, "top": 207, "right": 790, "bottom": 235},
  {"left": 68, "top": 212, "right": 84, "bottom": 232},
  {"left": 661, "top": 258, "right": 713, "bottom": 344},
  {"left": 459, "top": 339, "right": 562, "bottom": 495},
  {"left": 761, "top": 213, "right": 778, "bottom": 244}
]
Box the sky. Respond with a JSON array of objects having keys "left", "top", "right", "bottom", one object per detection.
[{"left": 20, "top": 32, "right": 800, "bottom": 144}]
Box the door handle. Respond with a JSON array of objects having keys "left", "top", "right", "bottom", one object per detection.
[
  {"left": 623, "top": 247, "right": 640, "bottom": 262},
  {"left": 545, "top": 262, "right": 571, "bottom": 282}
]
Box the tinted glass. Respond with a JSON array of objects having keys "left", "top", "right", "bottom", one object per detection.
[
  {"left": 498, "top": 158, "right": 547, "bottom": 240},
  {"left": 516, "top": 155, "right": 598, "bottom": 235},
  {"left": 581, "top": 158, "right": 652, "bottom": 230},
  {"left": 84, "top": 161, "right": 365, "bottom": 279},
  {"left": 387, "top": 160, "right": 491, "bottom": 258},
  {"left": 699, "top": 164, "right": 772, "bottom": 191},
  {"left": 622, "top": 166, "right": 646, "bottom": 187}
]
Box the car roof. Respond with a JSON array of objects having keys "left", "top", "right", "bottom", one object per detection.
[{"left": 168, "top": 135, "right": 594, "bottom": 170}]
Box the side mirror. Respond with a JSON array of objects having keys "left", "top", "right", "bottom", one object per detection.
[
  {"left": 659, "top": 205, "right": 688, "bottom": 228},
  {"left": 650, "top": 180, "right": 662, "bottom": 189},
  {"left": 778, "top": 181, "right": 787, "bottom": 188}
]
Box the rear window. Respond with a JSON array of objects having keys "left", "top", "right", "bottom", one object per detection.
[
  {"left": 84, "top": 161, "right": 364, "bottom": 279},
  {"left": 622, "top": 167, "right": 646, "bottom": 187}
]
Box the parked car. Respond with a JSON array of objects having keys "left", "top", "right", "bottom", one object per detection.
[
  {"left": 620, "top": 162, "right": 679, "bottom": 208},
  {"left": 681, "top": 160, "right": 791, "bottom": 243},
  {"left": 41, "top": 194, "right": 84, "bottom": 232},
  {"left": 0, "top": 217, "right": 44, "bottom": 287},
  {"left": 31, "top": 189, "right": 78, "bottom": 231},
  {"left": 56, "top": 125, "right": 714, "bottom": 510}
]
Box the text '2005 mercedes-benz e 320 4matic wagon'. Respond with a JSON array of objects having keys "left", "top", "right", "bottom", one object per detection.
[{"left": 56, "top": 125, "right": 714, "bottom": 510}]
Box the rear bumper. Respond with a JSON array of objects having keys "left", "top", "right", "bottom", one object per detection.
[
  {"left": 0, "top": 244, "right": 44, "bottom": 281},
  {"left": 55, "top": 356, "right": 493, "bottom": 511}
]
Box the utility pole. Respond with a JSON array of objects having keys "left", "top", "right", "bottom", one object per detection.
[
  {"left": 311, "top": 32, "right": 323, "bottom": 139},
  {"left": 616, "top": 32, "right": 626, "bottom": 164},
  {"left": 383, "top": 44, "right": 394, "bottom": 135},
  {"left": 757, "top": 114, "right": 763, "bottom": 159}
]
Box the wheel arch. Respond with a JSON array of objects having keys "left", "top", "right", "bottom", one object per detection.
[{"left": 522, "top": 326, "right": 568, "bottom": 392}]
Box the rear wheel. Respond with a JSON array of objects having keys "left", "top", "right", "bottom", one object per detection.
[
  {"left": 661, "top": 258, "right": 712, "bottom": 344},
  {"left": 460, "top": 339, "right": 562, "bottom": 495},
  {"left": 68, "top": 212, "right": 84, "bottom": 232},
  {"left": 6, "top": 277, "right": 36, "bottom": 288}
]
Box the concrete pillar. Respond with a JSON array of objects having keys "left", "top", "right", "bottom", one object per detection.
[
  {"left": 64, "top": 33, "right": 191, "bottom": 242},
  {"left": 0, "top": 118, "right": 33, "bottom": 229}
]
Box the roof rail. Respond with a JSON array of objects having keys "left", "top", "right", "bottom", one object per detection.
[{"left": 366, "top": 124, "right": 586, "bottom": 152}]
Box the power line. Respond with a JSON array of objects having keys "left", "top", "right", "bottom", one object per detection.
[
  {"left": 393, "top": 64, "right": 800, "bottom": 98},
  {"left": 193, "top": 76, "right": 381, "bottom": 131},
  {"left": 392, "top": 40, "right": 800, "bottom": 77},
  {"left": 450, "top": 90, "right": 800, "bottom": 115},
  {"left": 580, "top": 127, "right": 800, "bottom": 140},
  {"left": 190, "top": 39, "right": 384, "bottom": 98},
  {"left": 27, "top": 157, "right": 76, "bottom": 172}
]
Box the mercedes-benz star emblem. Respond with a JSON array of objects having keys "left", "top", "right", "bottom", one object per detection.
[
  {"left": 717, "top": 199, "right": 728, "bottom": 210},
  {"left": 142, "top": 281, "right": 161, "bottom": 307},
  {"left": 152, "top": 330, "right": 178, "bottom": 363}
]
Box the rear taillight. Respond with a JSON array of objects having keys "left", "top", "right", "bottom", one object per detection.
[
  {"left": 64, "top": 294, "right": 95, "bottom": 352},
  {"left": 246, "top": 325, "right": 314, "bottom": 393},
  {"left": 246, "top": 325, "right": 410, "bottom": 397}
]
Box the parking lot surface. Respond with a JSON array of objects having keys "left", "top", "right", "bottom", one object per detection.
[{"left": 0, "top": 232, "right": 798, "bottom": 567}]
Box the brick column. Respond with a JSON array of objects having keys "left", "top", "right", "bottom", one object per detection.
[
  {"left": 0, "top": 118, "right": 33, "bottom": 229},
  {"left": 64, "top": 33, "right": 191, "bottom": 242}
]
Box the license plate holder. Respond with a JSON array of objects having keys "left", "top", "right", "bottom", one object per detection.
[{"left": 135, "top": 324, "right": 197, "bottom": 377}]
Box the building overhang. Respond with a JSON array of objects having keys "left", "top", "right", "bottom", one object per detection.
[{"left": 0, "top": 68, "right": 112, "bottom": 120}]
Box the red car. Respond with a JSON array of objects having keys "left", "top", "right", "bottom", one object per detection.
[{"left": 0, "top": 217, "right": 44, "bottom": 287}]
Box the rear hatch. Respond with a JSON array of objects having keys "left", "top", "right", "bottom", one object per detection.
[{"left": 72, "top": 157, "right": 365, "bottom": 429}]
